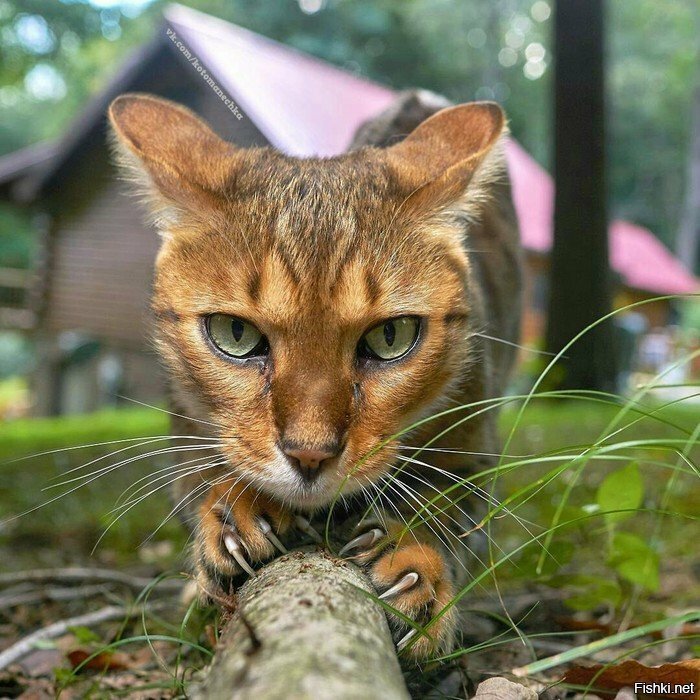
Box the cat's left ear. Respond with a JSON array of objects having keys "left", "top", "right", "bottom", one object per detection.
[{"left": 385, "top": 101, "right": 506, "bottom": 213}]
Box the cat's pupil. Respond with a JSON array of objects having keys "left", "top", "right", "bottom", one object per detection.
[
  {"left": 384, "top": 322, "right": 396, "bottom": 347},
  {"left": 231, "top": 319, "right": 244, "bottom": 343}
]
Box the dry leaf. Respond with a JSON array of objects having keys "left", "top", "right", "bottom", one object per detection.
[
  {"left": 66, "top": 648, "right": 130, "bottom": 673},
  {"left": 563, "top": 658, "right": 700, "bottom": 698}
]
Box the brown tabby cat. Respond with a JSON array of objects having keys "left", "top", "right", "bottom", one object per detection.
[{"left": 108, "top": 89, "right": 521, "bottom": 660}]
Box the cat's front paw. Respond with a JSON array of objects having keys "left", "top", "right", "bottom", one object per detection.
[
  {"left": 194, "top": 480, "right": 294, "bottom": 601},
  {"left": 341, "top": 521, "right": 457, "bottom": 661}
]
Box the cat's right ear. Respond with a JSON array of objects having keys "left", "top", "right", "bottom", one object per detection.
[
  {"left": 385, "top": 101, "right": 506, "bottom": 215},
  {"left": 108, "top": 93, "right": 238, "bottom": 227}
]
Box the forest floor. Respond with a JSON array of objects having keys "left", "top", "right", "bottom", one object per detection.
[{"left": 0, "top": 398, "right": 698, "bottom": 699}]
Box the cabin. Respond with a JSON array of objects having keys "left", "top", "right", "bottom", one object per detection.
[{"left": 0, "top": 4, "right": 697, "bottom": 415}]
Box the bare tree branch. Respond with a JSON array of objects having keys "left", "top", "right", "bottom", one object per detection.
[{"left": 191, "top": 550, "right": 410, "bottom": 700}]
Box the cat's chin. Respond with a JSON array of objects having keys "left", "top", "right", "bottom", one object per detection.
[{"left": 258, "top": 478, "right": 348, "bottom": 512}]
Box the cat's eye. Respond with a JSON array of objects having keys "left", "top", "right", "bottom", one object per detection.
[
  {"left": 205, "top": 314, "right": 268, "bottom": 359},
  {"left": 358, "top": 316, "right": 420, "bottom": 361}
]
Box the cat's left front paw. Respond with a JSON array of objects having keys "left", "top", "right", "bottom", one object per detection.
[{"left": 341, "top": 523, "right": 457, "bottom": 661}]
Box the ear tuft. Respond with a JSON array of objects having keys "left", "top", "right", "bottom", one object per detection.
[{"left": 108, "top": 93, "right": 238, "bottom": 227}]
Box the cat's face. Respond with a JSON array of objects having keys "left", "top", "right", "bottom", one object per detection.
[{"left": 109, "top": 94, "right": 504, "bottom": 509}]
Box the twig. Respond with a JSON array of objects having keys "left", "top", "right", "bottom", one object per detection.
[
  {"left": 0, "top": 584, "right": 115, "bottom": 609},
  {"left": 0, "top": 567, "right": 183, "bottom": 592},
  {"left": 0, "top": 605, "right": 131, "bottom": 670}
]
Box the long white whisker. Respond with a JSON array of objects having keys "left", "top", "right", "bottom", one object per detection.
[
  {"left": 114, "top": 453, "right": 225, "bottom": 508},
  {"left": 94, "top": 458, "right": 230, "bottom": 552},
  {"left": 117, "top": 395, "right": 223, "bottom": 428},
  {"left": 46, "top": 443, "right": 224, "bottom": 490},
  {"left": 143, "top": 465, "right": 236, "bottom": 544},
  {"left": 472, "top": 332, "right": 560, "bottom": 357}
]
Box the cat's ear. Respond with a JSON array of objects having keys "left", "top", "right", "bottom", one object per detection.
[
  {"left": 386, "top": 101, "right": 505, "bottom": 213},
  {"left": 108, "top": 93, "right": 238, "bottom": 226}
]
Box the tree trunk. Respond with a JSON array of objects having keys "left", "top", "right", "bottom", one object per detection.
[
  {"left": 545, "top": 0, "right": 617, "bottom": 391},
  {"left": 676, "top": 83, "right": 700, "bottom": 273},
  {"left": 190, "top": 550, "right": 410, "bottom": 700}
]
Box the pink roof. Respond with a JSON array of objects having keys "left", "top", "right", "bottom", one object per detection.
[
  {"left": 166, "top": 4, "right": 698, "bottom": 295},
  {"left": 610, "top": 220, "right": 699, "bottom": 295},
  {"left": 505, "top": 139, "right": 698, "bottom": 294},
  {"left": 166, "top": 5, "right": 397, "bottom": 157}
]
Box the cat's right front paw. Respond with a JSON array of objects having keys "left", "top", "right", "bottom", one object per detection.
[{"left": 194, "top": 480, "right": 293, "bottom": 600}]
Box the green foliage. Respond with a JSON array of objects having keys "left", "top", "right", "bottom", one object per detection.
[
  {"left": 596, "top": 461, "right": 644, "bottom": 525},
  {"left": 550, "top": 574, "right": 622, "bottom": 612},
  {"left": 608, "top": 531, "right": 660, "bottom": 592},
  {"left": 0, "top": 203, "right": 33, "bottom": 268}
]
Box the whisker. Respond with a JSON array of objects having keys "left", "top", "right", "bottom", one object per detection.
[
  {"left": 0, "top": 434, "right": 210, "bottom": 468},
  {"left": 113, "top": 453, "right": 225, "bottom": 508},
  {"left": 117, "top": 395, "right": 224, "bottom": 429},
  {"left": 95, "top": 458, "right": 230, "bottom": 552},
  {"left": 46, "top": 443, "right": 224, "bottom": 490},
  {"left": 142, "top": 465, "right": 237, "bottom": 544},
  {"left": 380, "top": 473, "right": 458, "bottom": 564},
  {"left": 471, "top": 332, "right": 562, "bottom": 358}
]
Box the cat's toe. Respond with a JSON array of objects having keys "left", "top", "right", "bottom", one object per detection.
[
  {"left": 195, "top": 485, "right": 293, "bottom": 600},
  {"left": 371, "top": 541, "right": 456, "bottom": 661}
]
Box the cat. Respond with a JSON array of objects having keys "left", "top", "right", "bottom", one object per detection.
[{"left": 108, "top": 88, "right": 522, "bottom": 660}]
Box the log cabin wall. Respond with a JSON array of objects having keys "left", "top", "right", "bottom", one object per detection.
[{"left": 32, "top": 51, "right": 269, "bottom": 415}]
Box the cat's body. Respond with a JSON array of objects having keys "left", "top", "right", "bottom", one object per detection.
[{"left": 109, "top": 90, "right": 522, "bottom": 659}]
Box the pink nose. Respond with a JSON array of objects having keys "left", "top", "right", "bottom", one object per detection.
[{"left": 283, "top": 445, "right": 339, "bottom": 483}]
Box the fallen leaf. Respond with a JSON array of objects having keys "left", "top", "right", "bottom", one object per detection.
[
  {"left": 66, "top": 649, "right": 130, "bottom": 673},
  {"left": 563, "top": 659, "right": 700, "bottom": 698}
]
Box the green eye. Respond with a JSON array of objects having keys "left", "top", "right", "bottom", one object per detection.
[
  {"left": 205, "top": 314, "right": 268, "bottom": 358},
  {"left": 359, "top": 317, "right": 420, "bottom": 361}
]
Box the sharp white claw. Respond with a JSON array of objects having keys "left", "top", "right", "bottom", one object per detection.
[
  {"left": 223, "top": 533, "right": 256, "bottom": 577},
  {"left": 339, "top": 528, "right": 385, "bottom": 556},
  {"left": 257, "top": 517, "right": 288, "bottom": 554},
  {"left": 397, "top": 628, "right": 418, "bottom": 651},
  {"left": 378, "top": 571, "right": 419, "bottom": 600},
  {"left": 294, "top": 515, "right": 323, "bottom": 543}
]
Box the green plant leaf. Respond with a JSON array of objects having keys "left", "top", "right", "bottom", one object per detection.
[
  {"left": 68, "top": 625, "right": 101, "bottom": 645},
  {"left": 553, "top": 574, "right": 622, "bottom": 611},
  {"left": 608, "top": 532, "right": 660, "bottom": 591},
  {"left": 596, "top": 462, "right": 644, "bottom": 524}
]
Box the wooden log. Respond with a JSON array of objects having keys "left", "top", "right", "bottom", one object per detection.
[{"left": 191, "top": 550, "right": 410, "bottom": 700}]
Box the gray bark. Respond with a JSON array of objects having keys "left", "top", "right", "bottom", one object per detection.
[{"left": 191, "top": 550, "right": 410, "bottom": 700}]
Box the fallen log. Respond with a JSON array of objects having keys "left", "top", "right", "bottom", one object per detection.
[{"left": 190, "top": 549, "right": 410, "bottom": 700}]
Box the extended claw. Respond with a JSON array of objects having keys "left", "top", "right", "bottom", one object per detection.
[
  {"left": 397, "top": 628, "right": 418, "bottom": 651},
  {"left": 378, "top": 571, "right": 419, "bottom": 600},
  {"left": 223, "top": 531, "right": 256, "bottom": 577},
  {"left": 294, "top": 515, "right": 323, "bottom": 543},
  {"left": 339, "top": 527, "right": 385, "bottom": 557},
  {"left": 257, "top": 517, "right": 288, "bottom": 554}
]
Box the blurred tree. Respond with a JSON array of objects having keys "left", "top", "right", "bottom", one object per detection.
[
  {"left": 0, "top": 0, "right": 156, "bottom": 154},
  {"left": 545, "top": 0, "right": 616, "bottom": 391},
  {"left": 676, "top": 84, "right": 700, "bottom": 272}
]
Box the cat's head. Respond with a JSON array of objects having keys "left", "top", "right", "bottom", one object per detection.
[{"left": 109, "top": 93, "right": 505, "bottom": 509}]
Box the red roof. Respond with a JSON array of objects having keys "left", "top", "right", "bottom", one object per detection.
[{"left": 168, "top": 6, "right": 700, "bottom": 295}]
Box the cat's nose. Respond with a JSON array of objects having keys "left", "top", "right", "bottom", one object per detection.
[{"left": 282, "top": 443, "right": 339, "bottom": 483}]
